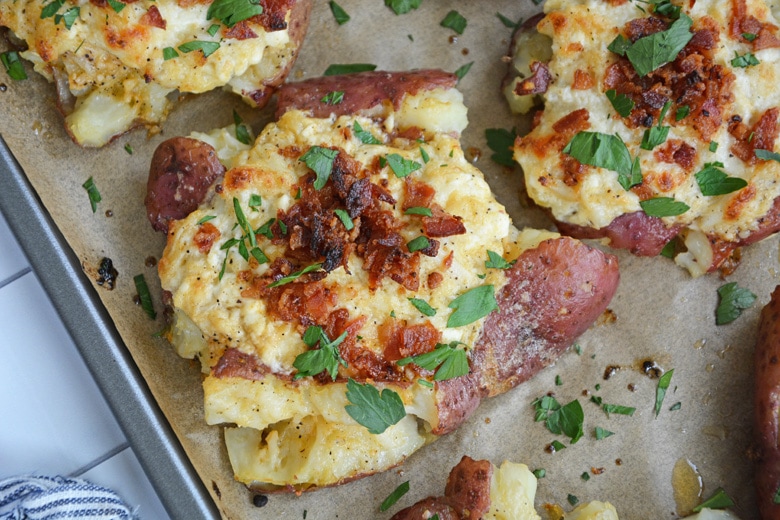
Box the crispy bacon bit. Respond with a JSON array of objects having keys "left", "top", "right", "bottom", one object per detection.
[
  {"left": 422, "top": 207, "right": 466, "bottom": 237},
  {"left": 561, "top": 154, "right": 589, "bottom": 187},
  {"left": 255, "top": 0, "right": 295, "bottom": 32},
  {"left": 514, "top": 61, "right": 553, "bottom": 95},
  {"left": 625, "top": 16, "right": 667, "bottom": 41},
  {"left": 572, "top": 69, "right": 595, "bottom": 90},
  {"left": 552, "top": 108, "right": 590, "bottom": 134},
  {"left": 403, "top": 178, "right": 436, "bottom": 210},
  {"left": 427, "top": 271, "right": 444, "bottom": 289},
  {"left": 654, "top": 139, "right": 697, "bottom": 171},
  {"left": 729, "top": 108, "right": 779, "bottom": 164},
  {"left": 224, "top": 167, "right": 253, "bottom": 191},
  {"left": 140, "top": 5, "right": 166, "bottom": 29},
  {"left": 213, "top": 348, "right": 269, "bottom": 381},
  {"left": 380, "top": 320, "right": 441, "bottom": 362},
  {"left": 730, "top": 0, "right": 780, "bottom": 49},
  {"left": 193, "top": 222, "right": 220, "bottom": 253},
  {"left": 225, "top": 21, "right": 259, "bottom": 40}
]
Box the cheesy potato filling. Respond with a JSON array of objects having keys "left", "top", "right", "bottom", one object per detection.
[
  {"left": 511, "top": 0, "right": 780, "bottom": 276},
  {"left": 0, "top": 0, "right": 295, "bottom": 146},
  {"left": 158, "top": 88, "right": 559, "bottom": 489}
]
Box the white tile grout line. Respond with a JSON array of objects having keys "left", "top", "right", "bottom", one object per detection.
[
  {"left": 0, "top": 267, "right": 32, "bottom": 290},
  {"left": 68, "top": 442, "right": 132, "bottom": 478}
]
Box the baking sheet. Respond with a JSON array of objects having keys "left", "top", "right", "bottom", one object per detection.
[{"left": 0, "top": 1, "right": 776, "bottom": 518}]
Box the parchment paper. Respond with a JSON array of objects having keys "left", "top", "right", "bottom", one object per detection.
[{"left": 0, "top": 1, "right": 774, "bottom": 518}]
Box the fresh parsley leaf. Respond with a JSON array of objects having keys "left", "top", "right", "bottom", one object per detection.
[
  {"left": 447, "top": 285, "right": 498, "bottom": 328},
  {"left": 602, "top": 403, "right": 636, "bottom": 416},
  {"left": 407, "top": 236, "right": 430, "bottom": 252},
  {"left": 716, "top": 282, "right": 756, "bottom": 325},
  {"left": 404, "top": 206, "right": 433, "bottom": 217},
  {"left": 178, "top": 41, "right": 220, "bottom": 58},
  {"left": 563, "top": 132, "right": 642, "bottom": 190},
  {"left": 345, "top": 378, "right": 406, "bottom": 434},
  {"left": 40, "top": 0, "right": 64, "bottom": 19},
  {"left": 256, "top": 218, "right": 275, "bottom": 238},
  {"left": 1, "top": 51, "right": 27, "bottom": 80},
  {"left": 694, "top": 162, "right": 747, "bottom": 196},
  {"left": 654, "top": 369, "right": 674, "bottom": 417},
  {"left": 675, "top": 105, "right": 690, "bottom": 120},
  {"left": 163, "top": 47, "right": 179, "bottom": 60},
  {"left": 233, "top": 110, "right": 252, "bottom": 145},
  {"left": 625, "top": 14, "right": 693, "bottom": 77},
  {"left": 233, "top": 197, "right": 256, "bottom": 248},
  {"left": 329, "top": 1, "right": 350, "bottom": 24},
  {"left": 207, "top": 23, "right": 220, "bottom": 36},
  {"left": 709, "top": 141, "right": 719, "bottom": 152},
  {"left": 496, "top": 12, "right": 520, "bottom": 28},
  {"left": 268, "top": 263, "right": 323, "bottom": 288},
  {"left": 594, "top": 427, "right": 614, "bottom": 440},
  {"left": 669, "top": 402, "right": 682, "bottom": 411},
  {"left": 384, "top": 0, "right": 421, "bottom": 15},
  {"left": 106, "top": 0, "right": 125, "bottom": 12},
  {"left": 248, "top": 194, "right": 262, "bottom": 210},
  {"left": 551, "top": 440, "right": 566, "bottom": 451},
  {"left": 398, "top": 342, "right": 469, "bottom": 381},
  {"left": 82, "top": 176, "right": 102, "bottom": 213},
  {"left": 640, "top": 100, "right": 672, "bottom": 150},
  {"left": 453, "top": 61, "right": 473, "bottom": 82},
  {"left": 660, "top": 239, "right": 676, "bottom": 258},
  {"left": 407, "top": 297, "right": 436, "bottom": 317},
  {"left": 324, "top": 63, "right": 377, "bottom": 76},
  {"left": 419, "top": 146, "right": 430, "bottom": 163},
  {"left": 417, "top": 378, "right": 434, "bottom": 388},
  {"left": 568, "top": 494, "right": 579, "bottom": 506},
  {"left": 385, "top": 153, "right": 421, "bottom": 178},
  {"left": 334, "top": 208, "right": 354, "bottom": 230},
  {"left": 485, "top": 250, "right": 515, "bottom": 269},
  {"left": 731, "top": 51, "right": 760, "bottom": 68},
  {"left": 380, "top": 481, "right": 410, "bottom": 512},
  {"left": 742, "top": 32, "right": 758, "bottom": 42},
  {"left": 581, "top": 472, "right": 590, "bottom": 481},
  {"left": 250, "top": 247, "right": 268, "bottom": 264},
  {"left": 692, "top": 488, "right": 735, "bottom": 512},
  {"left": 756, "top": 149, "right": 780, "bottom": 162},
  {"left": 534, "top": 397, "right": 585, "bottom": 443},
  {"left": 133, "top": 274, "right": 156, "bottom": 319},
  {"left": 321, "top": 90, "right": 345, "bottom": 105},
  {"left": 197, "top": 215, "right": 216, "bottom": 225},
  {"left": 207, "top": 0, "right": 262, "bottom": 27},
  {"left": 652, "top": 0, "right": 681, "bottom": 18},
  {"left": 607, "top": 34, "right": 631, "bottom": 56},
  {"left": 54, "top": 6, "right": 79, "bottom": 29},
  {"left": 639, "top": 197, "right": 690, "bottom": 217},
  {"left": 352, "top": 120, "right": 381, "bottom": 144},
  {"left": 124, "top": 143, "right": 133, "bottom": 155},
  {"left": 532, "top": 468, "right": 546, "bottom": 478},
  {"left": 293, "top": 327, "right": 347, "bottom": 380},
  {"left": 485, "top": 127, "right": 517, "bottom": 167},
  {"left": 300, "top": 146, "right": 339, "bottom": 190},
  {"left": 606, "top": 89, "right": 634, "bottom": 117},
  {"left": 441, "top": 10, "right": 467, "bottom": 34}
]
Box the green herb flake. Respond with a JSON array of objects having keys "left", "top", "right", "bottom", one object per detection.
[
  {"left": 568, "top": 494, "right": 579, "bottom": 506},
  {"left": 124, "top": 143, "right": 133, "bottom": 155},
  {"left": 207, "top": 0, "right": 262, "bottom": 28},
  {"left": 755, "top": 149, "right": 780, "bottom": 162},
  {"left": 133, "top": 274, "right": 157, "bottom": 319},
  {"left": 669, "top": 402, "right": 681, "bottom": 411},
  {"left": 534, "top": 397, "right": 585, "bottom": 443},
  {"left": 606, "top": 89, "right": 635, "bottom": 118},
  {"left": 607, "top": 34, "right": 631, "bottom": 56},
  {"left": 574, "top": 344, "right": 582, "bottom": 355},
  {"left": 329, "top": 1, "right": 350, "bottom": 24},
  {"left": 233, "top": 110, "right": 252, "bottom": 145},
  {"left": 453, "top": 61, "right": 474, "bottom": 82},
  {"left": 417, "top": 378, "right": 434, "bottom": 388},
  {"left": 419, "top": 146, "right": 430, "bottom": 163},
  {"left": 625, "top": 14, "right": 693, "bottom": 77},
  {"left": 345, "top": 378, "right": 406, "bottom": 434},
  {"left": 40, "top": 0, "right": 64, "bottom": 19},
  {"left": 380, "top": 481, "right": 410, "bottom": 512},
  {"left": 384, "top": 0, "right": 421, "bottom": 15},
  {"left": 694, "top": 162, "right": 747, "bottom": 196},
  {"left": 163, "top": 47, "right": 179, "bottom": 60},
  {"left": 321, "top": 90, "right": 345, "bottom": 105},
  {"left": 551, "top": 440, "right": 566, "bottom": 452},
  {"left": 532, "top": 468, "right": 546, "bottom": 479},
  {"left": 397, "top": 342, "right": 468, "bottom": 381},
  {"left": 603, "top": 403, "right": 636, "bottom": 417},
  {"left": 106, "top": 0, "right": 125, "bottom": 13},
  {"left": 54, "top": 6, "right": 79, "bottom": 29},
  {"left": 709, "top": 141, "right": 719, "bottom": 152},
  {"left": 742, "top": 32, "right": 758, "bottom": 41},
  {"left": 731, "top": 51, "right": 760, "bottom": 68},
  {"left": 293, "top": 327, "right": 348, "bottom": 380},
  {"left": 595, "top": 427, "right": 614, "bottom": 440},
  {"left": 564, "top": 131, "right": 641, "bottom": 190},
  {"left": 581, "top": 472, "right": 590, "bottom": 481},
  {"left": 653, "top": 0, "right": 681, "bottom": 18},
  {"left": 716, "top": 282, "right": 756, "bottom": 325},
  {"left": 0, "top": 51, "right": 27, "bottom": 80},
  {"left": 654, "top": 369, "right": 674, "bottom": 417},
  {"left": 408, "top": 297, "right": 436, "bottom": 317},
  {"left": 197, "top": 215, "right": 216, "bottom": 225},
  {"left": 441, "top": 10, "right": 467, "bottom": 35},
  {"left": 485, "top": 250, "right": 515, "bottom": 270},
  {"left": 334, "top": 208, "right": 354, "bottom": 230},
  {"left": 352, "top": 120, "right": 382, "bottom": 145},
  {"left": 692, "top": 487, "right": 735, "bottom": 512},
  {"left": 207, "top": 23, "right": 220, "bottom": 36},
  {"left": 660, "top": 239, "right": 676, "bottom": 258},
  {"left": 407, "top": 236, "right": 430, "bottom": 253},
  {"left": 675, "top": 105, "right": 690, "bottom": 120},
  {"left": 247, "top": 194, "right": 262, "bottom": 211},
  {"left": 555, "top": 375, "right": 563, "bottom": 386},
  {"left": 385, "top": 153, "right": 421, "bottom": 178},
  {"left": 639, "top": 197, "right": 690, "bottom": 217},
  {"left": 485, "top": 127, "right": 518, "bottom": 167},
  {"left": 82, "top": 176, "right": 102, "bottom": 213},
  {"left": 178, "top": 40, "right": 220, "bottom": 58},
  {"left": 447, "top": 285, "right": 498, "bottom": 328},
  {"left": 405, "top": 206, "right": 433, "bottom": 217},
  {"left": 268, "top": 263, "right": 323, "bottom": 288},
  {"left": 300, "top": 146, "right": 339, "bottom": 190},
  {"left": 774, "top": 485, "right": 780, "bottom": 504},
  {"left": 324, "top": 63, "right": 377, "bottom": 76},
  {"left": 497, "top": 12, "right": 520, "bottom": 28},
  {"left": 640, "top": 101, "right": 672, "bottom": 151}
]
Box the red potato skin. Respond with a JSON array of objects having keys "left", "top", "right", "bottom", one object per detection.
[
  {"left": 274, "top": 69, "right": 458, "bottom": 120},
  {"left": 755, "top": 285, "right": 780, "bottom": 519}
]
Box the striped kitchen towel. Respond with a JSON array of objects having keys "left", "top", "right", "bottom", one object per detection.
[{"left": 0, "top": 475, "right": 137, "bottom": 519}]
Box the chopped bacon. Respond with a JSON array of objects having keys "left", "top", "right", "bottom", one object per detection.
[
  {"left": 403, "top": 178, "right": 436, "bottom": 210},
  {"left": 139, "top": 5, "right": 166, "bottom": 29},
  {"left": 422, "top": 207, "right": 466, "bottom": 237},
  {"left": 730, "top": 0, "right": 780, "bottom": 49},
  {"left": 225, "top": 21, "right": 258, "bottom": 40},
  {"left": 427, "top": 272, "right": 444, "bottom": 289},
  {"left": 654, "top": 139, "right": 697, "bottom": 171},
  {"left": 193, "top": 222, "right": 220, "bottom": 253},
  {"left": 729, "top": 108, "right": 779, "bottom": 165},
  {"left": 213, "top": 348, "right": 270, "bottom": 381},
  {"left": 572, "top": 69, "right": 595, "bottom": 90},
  {"left": 552, "top": 108, "right": 590, "bottom": 134},
  {"left": 514, "top": 61, "right": 553, "bottom": 95},
  {"left": 379, "top": 320, "right": 441, "bottom": 362}
]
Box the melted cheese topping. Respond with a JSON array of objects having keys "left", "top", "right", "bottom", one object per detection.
[
  {"left": 0, "top": 0, "right": 294, "bottom": 146},
  {"left": 158, "top": 88, "right": 560, "bottom": 489},
  {"left": 512, "top": 0, "right": 780, "bottom": 274}
]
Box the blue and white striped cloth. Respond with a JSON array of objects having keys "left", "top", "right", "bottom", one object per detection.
[{"left": 0, "top": 476, "right": 137, "bottom": 519}]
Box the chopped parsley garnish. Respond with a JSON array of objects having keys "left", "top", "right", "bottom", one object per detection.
[
  {"left": 256, "top": 218, "right": 275, "bottom": 238},
  {"left": 293, "top": 326, "right": 348, "bottom": 380},
  {"left": 756, "top": 149, "right": 780, "bottom": 162},
  {"left": 692, "top": 487, "right": 735, "bottom": 512},
  {"left": 675, "top": 105, "right": 690, "bottom": 120},
  {"left": 563, "top": 132, "right": 642, "bottom": 190},
  {"left": 384, "top": 0, "right": 421, "bottom": 15},
  {"left": 407, "top": 297, "right": 436, "bottom": 317},
  {"left": 55, "top": 6, "right": 79, "bottom": 29},
  {"left": 418, "top": 379, "right": 434, "bottom": 388},
  {"left": 624, "top": 14, "right": 694, "bottom": 77},
  {"left": 106, "top": 0, "right": 125, "bottom": 13},
  {"left": 329, "top": 1, "right": 350, "bottom": 24},
  {"left": 440, "top": 10, "right": 467, "bottom": 34},
  {"left": 419, "top": 146, "right": 430, "bottom": 163},
  {"left": 640, "top": 101, "right": 671, "bottom": 150},
  {"left": 654, "top": 369, "right": 674, "bottom": 417},
  {"left": 606, "top": 89, "right": 634, "bottom": 118},
  {"left": 397, "top": 342, "right": 468, "bottom": 381},
  {"left": 207, "top": 23, "right": 220, "bottom": 36},
  {"left": 602, "top": 403, "right": 636, "bottom": 417},
  {"left": 694, "top": 162, "right": 747, "bottom": 196},
  {"left": 447, "top": 285, "right": 498, "bottom": 328},
  {"left": 607, "top": 34, "right": 632, "bottom": 56},
  {"left": 551, "top": 440, "right": 566, "bottom": 451},
  {"left": 300, "top": 146, "right": 339, "bottom": 190},
  {"left": 533, "top": 396, "right": 585, "bottom": 443},
  {"left": 709, "top": 141, "right": 719, "bottom": 152},
  {"left": 384, "top": 153, "right": 422, "bottom": 178},
  {"left": 453, "top": 61, "right": 474, "bottom": 82},
  {"left": 485, "top": 250, "right": 515, "bottom": 269},
  {"left": 496, "top": 12, "right": 520, "bottom": 28},
  {"left": 555, "top": 375, "right": 563, "bottom": 386},
  {"left": 352, "top": 120, "right": 381, "bottom": 144},
  {"left": 82, "top": 176, "right": 102, "bottom": 213},
  {"left": 40, "top": 0, "right": 64, "bottom": 19},
  {"left": 217, "top": 198, "right": 269, "bottom": 278},
  {"left": 163, "top": 47, "right": 179, "bottom": 60},
  {"left": 178, "top": 41, "right": 220, "bottom": 58},
  {"left": 1, "top": 51, "right": 27, "bottom": 80},
  {"left": 207, "top": 0, "right": 262, "bottom": 28},
  {"left": 345, "top": 378, "right": 406, "bottom": 434},
  {"left": 532, "top": 468, "right": 546, "bottom": 478},
  {"left": 669, "top": 402, "right": 681, "bottom": 411},
  {"left": 233, "top": 110, "right": 252, "bottom": 145},
  {"left": 660, "top": 239, "right": 676, "bottom": 258},
  {"left": 404, "top": 206, "right": 433, "bottom": 217},
  {"left": 321, "top": 90, "right": 345, "bottom": 105},
  {"left": 380, "top": 481, "right": 410, "bottom": 512},
  {"left": 248, "top": 194, "right": 262, "bottom": 210},
  {"left": 639, "top": 197, "right": 690, "bottom": 217},
  {"left": 731, "top": 51, "right": 760, "bottom": 68},
  {"left": 124, "top": 143, "right": 133, "bottom": 155},
  {"left": 716, "top": 282, "right": 756, "bottom": 325},
  {"left": 485, "top": 127, "right": 518, "bottom": 167},
  {"left": 652, "top": 0, "right": 681, "bottom": 18},
  {"left": 742, "top": 32, "right": 758, "bottom": 42},
  {"left": 407, "top": 236, "right": 430, "bottom": 252},
  {"left": 334, "top": 208, "right": 354, "bottom": 230},
  {"left": 133, "top": 274, "right": 156, "bottom": 319},
  {"left": 594, "top": 427, "right": 614, "bottom": 440},
  {"left": 567, "top": 494, "right": 579, "bottom": 506},
  {"left": 324, "top": 63, "right": 377, "bottom": 76},
  {"left": 581, "top": 472, "right": 590, "bottom": 481},
  {"left": 197, "top": 215, "right": 216, "bottom": 225},
  {"left": 267, "top": 263, "right": 323, "bottom": 288}
]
